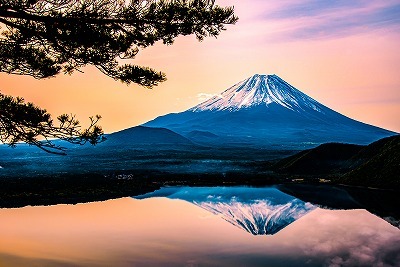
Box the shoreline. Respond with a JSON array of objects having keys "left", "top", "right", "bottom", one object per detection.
[{"left": 0, "top": 170, "right": 399, "bottom": 209}]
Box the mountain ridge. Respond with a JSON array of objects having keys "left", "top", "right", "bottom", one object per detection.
[
  {"left": 103, "top": 125, "right": 194, "bottom": 146},
  {"left": 274, "top": 135, "right": 400, "bottom": 190}
]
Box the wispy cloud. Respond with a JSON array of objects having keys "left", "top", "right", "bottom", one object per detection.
[
  {"left": 197, "top": 93, "right": 219, "bottom": 102},
  {"left": 228, "top": 0, "right": 400, "bottom": 41},
  {"left": 264, "top": 0, "right": 400, "bottom": 39}
]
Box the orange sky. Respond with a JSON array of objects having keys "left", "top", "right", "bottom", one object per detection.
[{"left": 1, "top": 0, "right": 399, "bottom": 133}]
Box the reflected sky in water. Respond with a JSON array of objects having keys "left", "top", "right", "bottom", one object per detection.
[{"left": 0, "top": 187, "right": 399, "bottom": 266}]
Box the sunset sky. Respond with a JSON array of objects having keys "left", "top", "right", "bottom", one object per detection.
[{"left": 1, "top": 0, "right": 400, "bottom": 133}]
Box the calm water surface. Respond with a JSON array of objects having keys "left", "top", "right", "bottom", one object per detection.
[{"left": 0, "top": 186, "right": 399, "bottom": 267}]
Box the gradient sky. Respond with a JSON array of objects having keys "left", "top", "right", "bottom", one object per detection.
[{"left": 1, "top": 0, "right": 400, "bottom": 133}]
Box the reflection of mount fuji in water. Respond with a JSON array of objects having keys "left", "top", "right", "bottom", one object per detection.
[{"left": 135, "top": 187, "right": 316, "bottom": 235}]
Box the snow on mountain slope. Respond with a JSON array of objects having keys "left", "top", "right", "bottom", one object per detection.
[
  {"left": 134, "top": 186, "right": 317, "bottom": 235},
  {"left": 191, "top": 74, "right": 323, "bottom": 113}
]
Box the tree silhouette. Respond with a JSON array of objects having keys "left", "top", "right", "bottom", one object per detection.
[
  {"left": 0, "top": 0, "right": 238, "bottom": 154},
  {"left": 0, "top": 94, "right": 104, "bottom": 154}
]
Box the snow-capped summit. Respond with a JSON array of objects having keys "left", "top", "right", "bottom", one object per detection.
[{"left": 191, "top": 74, "right": 323, "bottom": 113}]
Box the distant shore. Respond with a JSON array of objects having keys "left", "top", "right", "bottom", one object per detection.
[{"left": 0, "top": 169, "right": 398, "bottom": 209}]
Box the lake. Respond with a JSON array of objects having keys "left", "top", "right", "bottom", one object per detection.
[{"left": 0, "top": 186, "right": 399, "bottom": 266}]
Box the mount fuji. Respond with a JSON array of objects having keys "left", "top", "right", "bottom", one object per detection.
[{"left": 144, "top": 74, "right": 395, "bottom": 148}]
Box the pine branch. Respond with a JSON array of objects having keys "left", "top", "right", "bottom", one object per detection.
[{"left": 0, "top": 93, "right": 105, "bottom": 155}]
